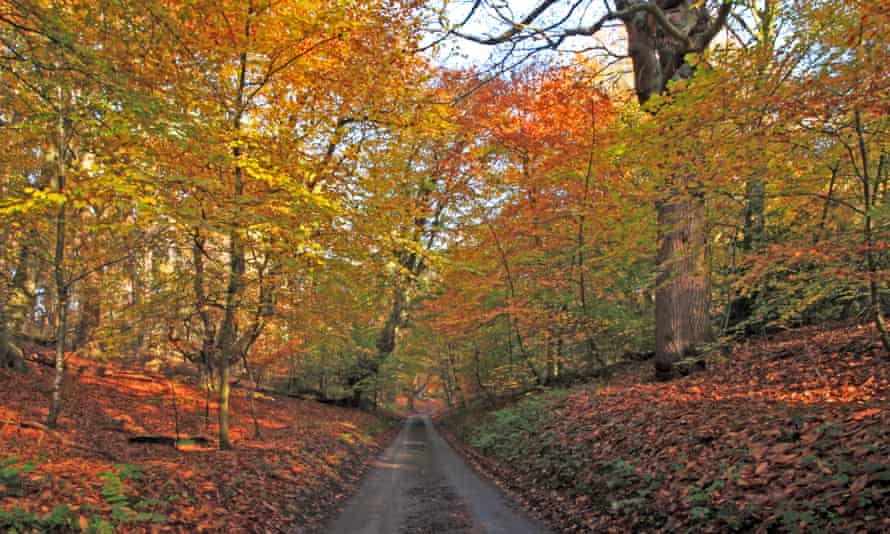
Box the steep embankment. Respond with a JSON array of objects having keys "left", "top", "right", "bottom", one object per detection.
[
  {"left": 441, "top": 323, "right": 890, "bottom": 533},
  {"left": 0, "top": 356, "right": 397, "bottom": 533}
]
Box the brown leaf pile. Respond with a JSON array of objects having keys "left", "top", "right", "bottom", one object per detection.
[
  {"left": 0, "top": 356, "right": 395, "bottom": 533},
  {"left": 443, "top": 323, "right": 890, "bottom": 533}
]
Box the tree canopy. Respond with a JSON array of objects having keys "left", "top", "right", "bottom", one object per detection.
[{"left": 1, "top": 0, "right": 887, "bottom": 445}]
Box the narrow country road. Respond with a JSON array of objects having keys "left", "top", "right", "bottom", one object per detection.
[{"left": 326, "top": 414, "right": 549, "bottom": 534}]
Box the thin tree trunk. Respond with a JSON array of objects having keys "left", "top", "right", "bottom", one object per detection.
[
  {"left": 169, "top": 381, "right": 180, "bottom": 449},
  {"left": 815, "top": 163, "right": 840, "bottom": 244},
  {"left": 241, "top": 352, "right": 262, "bottom": 439},
  {"left": 126, "top": 250, "right": 145, "bottom": 352},
  {"left": 447, "top": 344, "right": 464, "bottom": 407},
  {"left": 191, "top": 229, "right": 216, "bottom": 402},
  {"left": 742, "top": 178, "right": 765, "bottom": 251},
  {"left": 48, "top": 210, "right": 69, "bottom": 429},
  {"left": 577, "top": 100, "right": 604, "bottom": 367},
  {"left": 215, "top": 3, "right": 252, "bottom": 449},
  {"left": 217, "top": 354, "right": 231, "bottom": 448},
  {"left": 47, "top": 88, "right": 69, "bottom": 429},
  {"left": 720, "top": 229, "right": 739, "bottom": 336},
  {"left": 855, "top": 111, "right": 890, "bottom": 352},
  {"left": 473, "top": 346, "right": 494, "bottom": 408},
  {"left": 486, "top": 222, "right": 539, "bottom": 383}
]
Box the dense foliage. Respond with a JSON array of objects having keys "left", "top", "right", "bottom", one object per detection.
[{"left": 1, "top": 0, "right": 887, "bottom": 443}]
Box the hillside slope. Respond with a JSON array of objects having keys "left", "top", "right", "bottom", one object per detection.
[
  {"left": 442, "top": 323, "right": 890, "bottom": 533},
  {"left": 0, "top": 356, "right": 395, "bottom": 533}
]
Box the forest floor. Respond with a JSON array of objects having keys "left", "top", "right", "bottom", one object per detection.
[
  {"left": 0, "top": 354, "right": 398, "bottom": 533},
  {"left": 440, "top": 322, "right": 890, "bottom": 533}
]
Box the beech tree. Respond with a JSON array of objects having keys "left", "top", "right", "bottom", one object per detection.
[{"left": 446, "top": 0, "right": 733, "bottom": 378}]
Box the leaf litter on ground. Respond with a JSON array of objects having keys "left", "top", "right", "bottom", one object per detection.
[{"left": 441, "top": 322, "right": 890, "bottom": 533}]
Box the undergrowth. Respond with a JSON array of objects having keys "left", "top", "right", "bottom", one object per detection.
[{"left": 0, "top": 458, "right": 166, "bottom": 533}]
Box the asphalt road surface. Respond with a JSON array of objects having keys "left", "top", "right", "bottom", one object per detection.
[{"left": 326, "top": 414, "right": 548, "bottom": 534}]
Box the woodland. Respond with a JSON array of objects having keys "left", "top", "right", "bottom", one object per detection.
[{"left": 1, "top": 0, "right": 889, "bottom": 532}]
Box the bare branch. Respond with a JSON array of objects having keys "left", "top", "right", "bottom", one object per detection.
[{"left": 456, "top": 1, "right": 694, "bottom": 49}]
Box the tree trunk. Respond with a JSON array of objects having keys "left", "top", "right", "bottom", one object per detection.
[
  {"left": 618, "top": 1, "right": 728, "bottom": 379},
  {"left": 655, "top": 193, "right": 712, "bottom": 379},
  {"left": 241, "top": 352, "right": 262, "bottom": 439},
  {"left": 350, "top": 284, "right": 406, "bottom": 407},
  {"left": 0, "top": 289, "right": 25, "bottom": 372},
  {"left": 126, "top": 250, "right": 145, "bottom": 353},
  {"left": 743, "top": 178, "right": 765, "bottom": 250},
  {"left": 0, "top": 232, "right": 25, "bottom": 372},
  {"left": 0, "top": 321, "right": 25, "bottom": 371},
  {"left": 217, "top": 350, "right": 232, "bottom": 449},
  {"left": 73, "top": 273, "right": 101, "bottom": 351},
  {"left": 446, "top": 344, "right": 465, "bottom": 408},
  {"left": 9, "top": 235, "right": 36, "bottom": 336},
  {"left": 726, "top": 177, "right": 766, "bottom": 329},
  {"left": 473, "top": 347, "right": 495, "bottom": 408},
  {"left": 47, "top": 206, "right": 68, "bottom": 428},
  {"left": 47, "top": 89, "right": 69, "bottom": 429},
  {"left": 855, "top": 111, "right": 890, "bottom": 352},
  {"left": 214, "top": 7, "right": 252, "bottom": 448}
]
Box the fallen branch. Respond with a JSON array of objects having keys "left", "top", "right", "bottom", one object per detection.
[
  {"left": 24, "top": 356, "right": 158, "bottom": 382},
  {"left": 24, "top": 353, "right": 59, "bottom": 368},
  {"left": 109, "top": 371, "right": 157, "bottom": 383},
  {"left": 23, "top": 354, "right": 89, "bottom": 374},
  {"left": 129, "top": 435, "right": 211, "bottom": 446}
]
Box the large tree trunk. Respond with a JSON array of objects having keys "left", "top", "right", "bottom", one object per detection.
[
  {"left": 618, "top": 0, "right": 729, "bottom": 379},
  {"left": 654, "top": 193, "right": 712, "bottom": 379}
]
